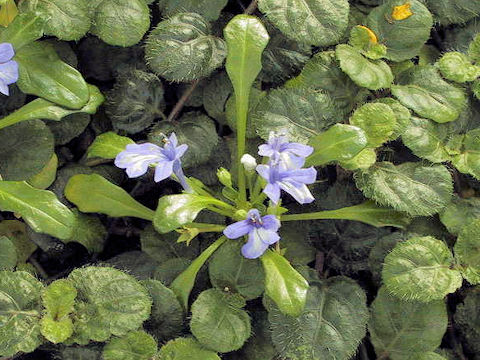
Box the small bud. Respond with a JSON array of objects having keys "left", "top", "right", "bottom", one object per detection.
[
  {"left": 217, "top": 167, "right": 232, "bottom": 187},
  {"left": 392, "top": 3, "right": 413, "bottom": 21},
  {"left": 241, "top": 154, "right": 257, "bottom": 172}
]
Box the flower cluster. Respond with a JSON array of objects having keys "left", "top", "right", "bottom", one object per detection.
[
  {"left": 115, "top": 133, "right": 191, "bottom": 192},
  {"left": 0, "top": 43, "right": 18, "bottom": 96}
]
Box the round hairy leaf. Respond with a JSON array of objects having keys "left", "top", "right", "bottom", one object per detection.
[
  {"left": 149, "top": 112, "right": 218, "bottom": 168},
  {"left": 350, "top": 103, "right": 397, "bottom": 147},
  {"left": 68, "top": 267, "right": 152, "bottom": 344},
  {"left": 368, "top": 232, "right": 408, "bottom": 284},
  {"left": 367, "top": 0, "right": 433, "bottom": 62},
  {"left": 91, "top": 0, "right": 150, "bottom": 47},
  {"left": 66, "top": 210, "right": 107, "bottom": 254},
  {"left": 46, "top": 113, "right": 91, "bottom": 145},
  {"left": 145, "top": 13, "right": 227, "bottom": 82},
  {"left": 252, "top": 87, "right": 336, "bottom": 144},
  {"left": 454, "top": 289, "right": 480, "bottom": 356},
  {"left": 103, "top": 331, "right": 157, "bottom": 360},
  {"left": 454, "top": 219, "right": 480, "bottom": 284},
  {"left": 402, "top": 117, "right": 450, "bottom": 163},
  {"left": 106, "top": 69, "right": 165, "bottom": 134},
  {"left": 103, "top": 251, "right": 158, "bottom": 280},
  {"left": 209, "top": 240, "right": 265, "bottom": 300},
  {"left": 40, "top": 316, "right": 73, "bottom": 344},
  {"left": 437, "top": 52, "right": 480, "bottom": 83},
  {"left": 258, "top": 0, "right": 349, "bottom": 46},
  {"left": 280, "top": 222, "right": 316, "bottom": 265},
  {"left": 355, "top": 162, "right": 453, "bottom": 216},
  {"left": 423, "top": 0, "right": 480, "bottom": 25},
  {"left": 286, "top": 51, "right": 369, "bottom": 118},
  {"left": 159, "top": 0, "right": 227, "bottom": 21},
  {"left": 240, "top": 310, "right": 277, "bottom": 360},
  {"left": 376, "top": 98, "right": 412, "bottom": 139},
  {"left": 157, "top": 338, "right": 220, "bottom": 360},
  {"left": 42, "top": 279, "right": 77, "bottom": 319},
  {"left": 339, "top": 148, "right": 377, "bottom": 171},
  {"left": 336, "top": 44, "right": 394, "bottom": 90},
  {"left": 142, "top": 279, "right": 184, "bottom": 342},
  {"left": 451, "top": 129, "right": 480, "bottom": 180},
  {"left": 19, "top": 0, "right": 90, "bottom": 41},
  {"left": 202, "top": 71, "right": 233, "bottom": 124},
  {"left": 0, "top": 236, "right": 17, "bottom": 270},
  {"left": 154, "top": 258, "right": 192, "bottom": 286},
  {"left": 392, "top": 65, "right": 467, "bottom": 123},
  {"left": 382, "top": 236, "right": 463, "bottom": 301},
  {"left": 369, "top": 287, "right": 448, "bottom": 360},
  {"left": 0, "top": 120, "right": 54, "bottom": 181},
  {"left": 0, "top": 271, "right": 44, "bottom": 357},
  {"left": 269, "top": 276, "right": 368, "bottom": 360},
  {"left": 440, "top": 196, "right": 480, "bottom": 236},
  {"left": 190, "top": 289, "right": 251, "bottom": 353}
]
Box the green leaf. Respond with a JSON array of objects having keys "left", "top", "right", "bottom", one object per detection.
[
  {"left": 149, "top": 113, "right": 218, "bottom": 168},
  {"left": 368, "top": 232, "right": 408, "bottom": 284},
  {"left": 103, "top": 331, "right": 157, "bottom": 360},
  {"left": 154, "top": 258, "right": 192, "bottom": 286},
  {"left": 369, "top": 287, "right": 448, "bottom": 360},
  {"left": 190, "top": 289, "right": 251, "bottom": 352},
  {"left": 253, "top": 87, "right": 336, "bottom": 144},
  {"left": 18, "top": 0, "right": 90, "bottom": 41},
  {"left": 68, "top": 267, "right": 152, "bottom": 344},
  {"left": 0, "top": 220, "right": 36, "bottom": 263},
  {"left": 0, "top": 271, "right": 44, "bottom": 357},
  {"left": 286, "top": 51, "right": 369, "bottom": 118},
  {"left": 170, "top": 236, "right": 227, "bottom": 311},
  {"left": 451, "top": 129, "right": 480, "bottom": 180},
  {"left": 391, "top": 65, "right": 467, "bottom": 123},
  {"left": 468, "top": 33, "right": 480, "bottom": 63},
  {"left": 0, "top": 84, "right": 104, "bottom": 130},
  {"left": 202, "top": 71, "right": 233, "bottom": 124},
  {"left": 226, "top": 88, "right": 266, "bottom": 139},
  {"left": 349, "top": 25, "right": 387, "bottom": 60},
  {"left": 146, "top": 13, "right": 226, "bottom": 82},
  {"left": 157, "top": 338, "right": 221, "bottom": 360},
  {"left": 269, "top": 276, "right": 368, "bottom": 360},
  {"left": 154, "top": 194, "right": 220, "bottom": 234},
  {"left": 141, "top": 279, "right": 184, "bottom": 342},
  {"left": 382, "top": 236, "right": 463, "bottom": 302},
  {"left": 209, "top": 240, "right": 265, "bottom": 300},
  {"left": 454, "top": 219, "right": 480, "bottom": 284},
  {"left": 66, "top": 210, "right": 107, "bottom": 253},
  {"left": 336, "top": 44, "right": 394, "bottom": 90},
  {"left": 422, "top": 0, "right": 480, "bottom": 26},
  {"left": 0, "top": 236, "right": 16, "bottom": 270},
  {"left": 91, "top": 0, "right": 150, "bottom": 47},
  {"left": 65, "top": 174, "right": 155, "bottom": 221},
  {"left": 350, "top": 103, "right": 397, "bottom": 147},
  {"left": 159, "top": 0, "right": 227, "bottom": 21},
  {"left": 0, "top": 181, "right": 75, "bottom": 239},
  {"left": 258, "top": 0, "right": 349, "bottom": 46},
  {"left": 260, "top": 249, "right": 309, "bottom": 317},
  {"left": 339, "top": 148, "right": 377, "bottom": 171},
  {"left": 0, "top": 119, "right": 54, "bottom": 181},
  {"left": 437, "top": 52, "right": 480, "bottom": 83},
  {"left": 454, "top": 289, "right": 480, "bottom": 356},
  {"left": 40, "top": 316, "right": 73, "bottom": 344},
  {"left": 27, "top": 154, "right": 58, "bottom": 190},
  {"left": 355, "top": 162, "right": 453, "bottom": 216},
  {"left": 0, "top": 12, "right": 44, "bottom": 50},
  {"left": 15, "top": 42, "right": 89, "bottom": 109},
  {"left": 306, "top": 124, "right": 367, "bottom": 166},
  {"left": 367, "top": 0, "right": 433, "bottom": 62},
  {"left": 42, "top": 279, "right": 77, "bottom": 319},
  {"left": 87, "top": 132, "right": 134, "bottom": 160},
  {"left": 439, "top": 196, "right": 480, "bottom": 236}
]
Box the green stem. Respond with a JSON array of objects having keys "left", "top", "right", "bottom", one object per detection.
[
  {"left": 236, "top": 90, "right": 248, "bottom": 203},
  {"left": 0, "top": 112, "right": 24, "bottom": 130},
  {"left": 281, "top": 210, "right": 350, "bottom": 222}
]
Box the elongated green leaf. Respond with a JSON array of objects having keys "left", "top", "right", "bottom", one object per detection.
[
  {"left": 0, "top": 181, "right": 75, "bottom": 239},
  {"left": 383, "top": 236, "right": 463, "bottom": 302},
  {"left": 87, "top": 132, "right": 134, "bottom": 160},
  {"left": 27, "top": 154, "right": 58, "bottom": 190},
  {"left": 157, "top": 338, "right": 220, "bottom": 360},
  {"left": 369, "top": 287, "right": 448, "bottom": 360},
  {"left": 355, "top": 162, "right": 453, "bottom": 216},
  {"left": 307, "top": 124, "right": 367, "bottom": 166},
  {"left": 0, "top": 85, "right": 104, "bottom": 130},
  {"left": 65, "top": 174, "right": 154, "bottom": 221},
  {"left": 258, "top": 0, "right": 349, "bottom": 46},
  {"left": 0, "top": 12, "right": 44, "bottom": 50},
  {"left": 15, "top": 42, "right": 89, "bottom": 109},
  {"left": 103, "top": 331, "right": 157, "bottom": 360},
  {"left": 454, "top": 219, "right": 480, "bottom": 285},
  {"left": 260, "top": 249, "right": 308, "bottom": 317},
  {"left": 190, "top": 289, "right": 251, "bottom": 352},
  {"left": 170, "top": 236, "right": 227, "bottom": 311},
  {"left": 336, "top": 44, "right": 393, "bottom": 90},
  {"left": 269, "top": 276, "right": 368, "bottom": 360}
]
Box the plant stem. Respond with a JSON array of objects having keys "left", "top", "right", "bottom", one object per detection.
[
  {"left": 167, "top": 79, "right": 201, "bottom": 122},
  {"left": 245, "top": 0, "right": 258, "bottom": 14},
  {"left": 236, "top": 90, "right": 248, "bottom": 204}
]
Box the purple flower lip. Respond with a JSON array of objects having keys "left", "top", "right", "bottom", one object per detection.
[
  {"left": 0, "top": 42, "right": 19, "bottom": 97},
  {"left": 223, "top": 209, "right": 281, "bottom": 259}
]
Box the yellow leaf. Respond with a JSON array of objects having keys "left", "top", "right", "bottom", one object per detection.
[
  {"left": 392, "top": 3, "right": 413, "bottom": 21},
  {"left": 357, "top": 25, "right": 378, "bottom": 44},
  {"left": 0, "top": 0, "right": 18, "bottom": 27}
]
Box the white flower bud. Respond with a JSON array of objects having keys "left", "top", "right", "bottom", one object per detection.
[{"left": 241, "top": 154, "right": 257, "bottom": 172}]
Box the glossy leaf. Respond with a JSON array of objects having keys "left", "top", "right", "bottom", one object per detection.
[
  {"left": 0, "top": 12, "right": 44, "bottom": 50},
  {"left": 65, "top": 174, "right": 155, "bottom": 221},
  {"left": 27, "top": 154, "right": 58, "bottom": 190},
  {"left": 87, "top": 132, "right": 134, "bottom": 160},
  {"left": 454, "top": 219, "right": 480, "bottom": 284},
  {"left": 339, "top": 148, "right": 377, "bottom": 171}
]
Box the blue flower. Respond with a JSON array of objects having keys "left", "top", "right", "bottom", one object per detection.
[
  {"left": 256, "top": 162, "right": 317, "bottom": 204},
  {"left": 115, "top": 133, "right": 191, "bottom": 191},
  {"left": 258, "top": 132, "right": 313, "bottom": 169},
  {"left": 0, "top": 43, "right": 19, "bottom": 96},
  {"left": 223, "top": 209, "right": 280, "bottom": 259}
]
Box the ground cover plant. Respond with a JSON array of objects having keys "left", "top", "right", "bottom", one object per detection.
[{"left": 0, "top": 0, "right": 480, "bottom": 359}]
